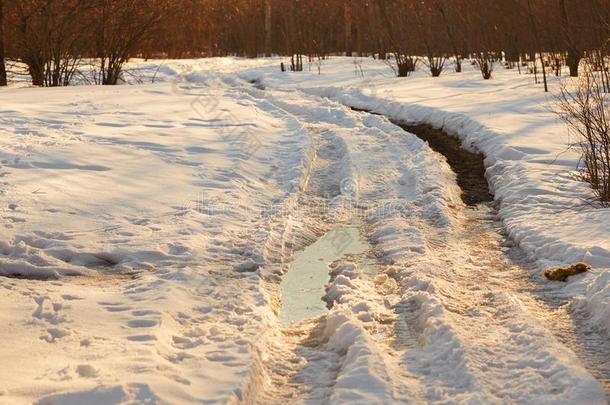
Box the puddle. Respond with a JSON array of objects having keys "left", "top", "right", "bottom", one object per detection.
[{"left": 280, "top": 225, "right": 374, "bottom": 326}]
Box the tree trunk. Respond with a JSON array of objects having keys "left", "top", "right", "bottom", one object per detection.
[
  {"left": 567, "top": 49, "right": 581, "bottom": 77},
  {"left": 27, "top": 58, "right": 44, "bottom": 87},
  {"left": 104, "top": 69, "right": 120, "bottom": 85},
  {"left": 527, "top": 0, "right": 548, "bottom": 91},
  {"left": 344, "top": 0, "right": 352, "bottom": 57},
  {"left": 264, "top": 0, "right": 272, "bottom": 57},
  {"left": 539, "top": 52, "right": 548, "bottom": 92},
  {"left": 435, "top": 0, "right": 461, "bottom": 73},
  {"left": 0, "top": 0, "right": 7, "bottom": 87},
  {"left": 559, "top": 0, "right": 581, "bottom": 77}
]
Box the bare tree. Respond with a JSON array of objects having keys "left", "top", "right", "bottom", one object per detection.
[
  {"left": 559, "top": 0, "right": 582, "bottom": 77},
  {"left": 374, "top": 0, "right": 418, "bottom": 77},
  {"left": 93, "top": 0, "right": 164, "bottom": 85},
  {"left": 6, "top": 0, "right": 90, "bottom": 87},
  {"left": 264, "top": 0, "right": 272, "bottom": 57},
  {"left": 413, "top": 0, "right": 447, "bottom": 77},
  {"left": 526, "top": 0, "right": 548, "bottom": 91},
  {"left": 2, "top": 0, "right": 610, "bottom": 86},
  {"left": 10, "top": 2, "right": 46, "bottom": 86},
  {"left": 344, "top": 0, "right": 352, "bottom": 57},
  {"left": 0, "top": 0, "right": 6, "bottom": 86},
  {"left": 44, "top": 0, "right": 93, "bottom": 86},
  {"left": 435, "top": 0, "right": 462, "bottom": 72}
]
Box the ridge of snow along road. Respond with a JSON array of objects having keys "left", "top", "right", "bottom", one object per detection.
[{"left": 234, "top": 57, "right": 610, "bottom": 338}]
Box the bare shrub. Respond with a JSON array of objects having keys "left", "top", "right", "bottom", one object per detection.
[
  {"left": 395, "top": 54, "right": 417, "bottom": 77},
  {"left": 475, "top": 52, "right": 494, "bottom": 80},
  {"left": 424, "top": 55, "right": 446, "bottom": 77},
  {"left": 7, "top": 0, "right": 90, "bottom": 87},
  {"left": 93, "top": 0, "right": 164, "bottom": 85},
  {"left": 290, "top": 54, "right": 303, "bottom": 72},
  {"left": 556, "top": 62, "right": 610, "bottom": 205},
  {"left": 0, "top": 0, "right": 6, "bottom": 86}
]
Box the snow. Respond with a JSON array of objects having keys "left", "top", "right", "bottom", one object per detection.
[
  {"left": 0, "top": 73, "right": 311, "bottom": 403},
  {"left": 0, "top": 56, "right": 608, "bottom": 403}
]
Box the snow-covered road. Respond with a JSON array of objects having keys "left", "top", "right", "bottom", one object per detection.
[{"left": 0, "top": 58, "right": 609, "bottom": 404}]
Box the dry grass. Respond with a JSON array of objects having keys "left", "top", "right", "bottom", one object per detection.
[{"left": 544, "top": 262, "right": 591, "bottom": 281}]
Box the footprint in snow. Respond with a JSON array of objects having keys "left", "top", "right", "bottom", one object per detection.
[
  {"left": 3, "top": 216, "right": 25, "bottom": 223},
  {"left": 127, "top": 334, "right": 157, "bottom": 342},
  {"left": 32, "top": 296, "right": 67, "bottom": 325},
  {"left": 61, "top": 294, "right": 82, "bottom": 301},
  {"left": 126, "top": 319, "right": 159, "bottom": 328},
  {"left": 128, "top": 218, "right": 151, "bottom": 226},
  {"left": 104, "top": 305, "right": 131, "bottom": 313},
  {"left": 75, "top": 364, "right": 98, "bottom": 378},
  {"left": 171, "top": 375, "right": 191, "bottom": 386},
  {"left": 41, "top": 327, "right": 70, "bottom": 343},
  {"left": 205, "top": 351, "right": 238, "bottom": 363},
  {"left": 172, "top": 335, "right": 203, "bottom": 350},
  {"left": 99, "top": 301, "right": 132, "bottom": 312},
  {"left": 131, "top": 309, "right": 160, "bottom": 317}
]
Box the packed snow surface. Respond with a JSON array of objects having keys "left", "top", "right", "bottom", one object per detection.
[{"left": 0, "top": 57, "right": 608, "bottom": 404}]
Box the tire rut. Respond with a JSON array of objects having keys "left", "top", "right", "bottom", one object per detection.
[{"left": 252, "top": 127, "right": 356, "bottom": 404}]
